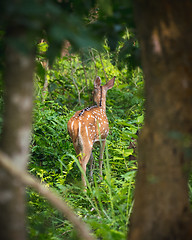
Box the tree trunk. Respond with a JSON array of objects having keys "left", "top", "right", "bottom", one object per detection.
[
  {"left": 0, "top": 36, "right": 34, "bottom": 239},
  {"left": 129, "top": 1, "right": 192, "bottom": 240}
]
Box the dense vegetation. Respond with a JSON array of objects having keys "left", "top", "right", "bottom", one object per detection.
[
  {"left": 1, "top": 1, "right": 192, "bottom": 240},
  {"left": 27, "top": 41, "right": 144, "bottom": 239}
]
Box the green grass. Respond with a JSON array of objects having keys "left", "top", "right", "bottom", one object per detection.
[{"left": 27, "top": 47, "right": 143, "bottom": 239}]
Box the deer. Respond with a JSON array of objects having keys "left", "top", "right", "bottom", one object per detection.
[{"left": 67, "top": 76, "right": 115, "bottom": 188}]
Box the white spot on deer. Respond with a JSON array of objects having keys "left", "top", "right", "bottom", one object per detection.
[
  {"left": 78, "top": 122, "right": 83, "bottom": 146},
  {"left": 71, "top": 120, "right": 74, "bottom": 132},
  {"left": 85, "top": 126, "right": 92, "bottom": 146}
]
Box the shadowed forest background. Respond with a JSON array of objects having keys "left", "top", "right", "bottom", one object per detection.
[
  {"left": 0, "top": 1, "right": 192, "bottom": 240},
  {"left": 28, "top": 42, "right": 143, "bottom": 240}
]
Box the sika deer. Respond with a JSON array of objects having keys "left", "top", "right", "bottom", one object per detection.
[{"left": 67, "top": 76, "right": 115, "bottom": 187}]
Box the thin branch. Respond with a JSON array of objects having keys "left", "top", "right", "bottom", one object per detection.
[
  {"left": 69, "top": 56, "right": 86, "bottom": 106},
  {"left": 0, "top": 151, "right": 96, "bottom": 240},
  {"left": 90, "top": 49, "right": 98, "bottom": 79},
  {"left": 71, "top": 75, "right": 81, "bottom": 105},
  {"left": 98, "top": 52, "right": 108, "bottom": 83},
  {"left": 82, "top": 60, "right": 88, "bottom": 89}
]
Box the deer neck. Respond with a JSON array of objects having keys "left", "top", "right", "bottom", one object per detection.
[{"left": 98, "top": 86, "right": 106, "bottom": 112}]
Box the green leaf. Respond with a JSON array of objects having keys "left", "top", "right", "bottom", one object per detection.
[{"left": 137, "top": 114, "right": 144, "bottom": 124}]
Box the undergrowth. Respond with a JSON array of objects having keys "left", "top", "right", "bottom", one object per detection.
[{"left": 27, "top": 44, "right": 144, "bottom": 239}]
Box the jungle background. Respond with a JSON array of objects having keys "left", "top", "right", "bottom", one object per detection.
[
  {"left": 1, "top": 0, "right": 192, "bottom": 240},
  {"left": 0, "top": 1, "right": 144, "bottom": 239},
  {"left": 28, "top": 40, "right": 144, "bottom": 240}
]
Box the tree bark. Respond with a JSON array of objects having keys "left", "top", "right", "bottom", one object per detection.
[
  {"left": 129, "top": 1, "right": 192, "bottom": 240},
  {"left": 0, "top": 35, "right": 34, "bottom": 239}
]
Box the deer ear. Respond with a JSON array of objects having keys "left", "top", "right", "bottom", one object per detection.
[
  {"left": 105, "top": 76, "right": 115, "bottom": 90},
  {"left": 94, "top": 76, "right": 101, "bottom": 89}
]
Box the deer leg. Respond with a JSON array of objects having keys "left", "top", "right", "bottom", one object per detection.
[
  {"left": 80, "top": 146, "right": 93, "bottom": 188},
  {"left": 80, "top": 159, "right": 87, "bottom": 188},
  {"left": 81, "top": 155, "right": 91, "bottom": 188},
  {"left": 99, "top": 139, "right": 106, "bottom": 179},
  {"left": 73, "top": 143, "right": 88, "bottom": 188}
]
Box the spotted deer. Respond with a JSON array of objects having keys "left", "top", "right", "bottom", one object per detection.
[{"left": 67, "top": 76, "right": 115, "bottom": 187}]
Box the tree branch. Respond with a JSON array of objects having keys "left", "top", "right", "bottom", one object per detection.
[
  {"left": 98, "top": 52, "right": 108, "bottom": 83},
  {"left": 0, "top": 151, "right": 96, "bottom": 240}
]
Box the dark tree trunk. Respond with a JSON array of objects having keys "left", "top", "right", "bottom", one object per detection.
[
  {"left": 129, "top": 1, "right": 192, "bottom": 240},
  {"left": 0, "top": 34, "right": 34, "bottom": 239}
]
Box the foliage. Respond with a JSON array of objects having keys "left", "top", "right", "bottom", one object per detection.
[
  {"left": 0, "top": 0, "right": 100, "bottom": 66},
  {"left": 1, "top": 0, "right": 191, "bottom": 239},
  {"left": 0, "top": 0, "right": 137, "bottom": 67},
  {"left": 28, "top": 40, "right": 144, "bottom": 239}
]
